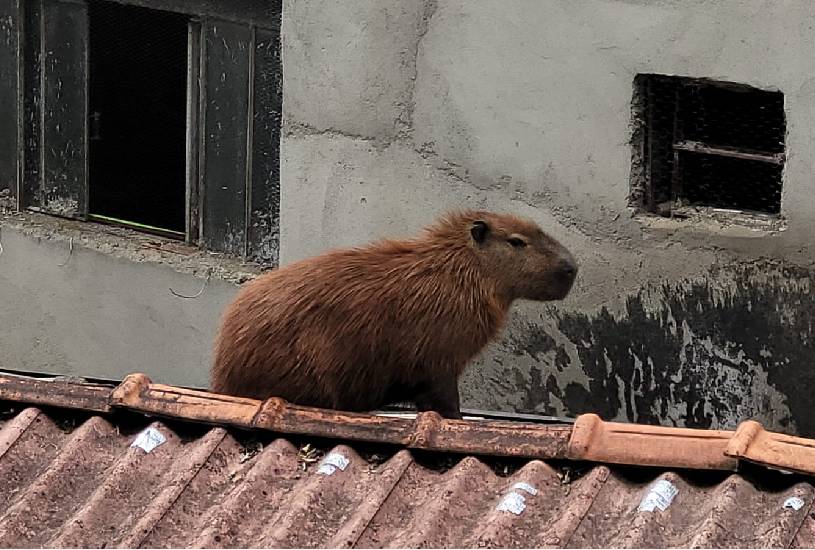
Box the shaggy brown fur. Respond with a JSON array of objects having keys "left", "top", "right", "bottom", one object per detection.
[{"left": 210, "top": 210, "right": 577, "bottom": 418}]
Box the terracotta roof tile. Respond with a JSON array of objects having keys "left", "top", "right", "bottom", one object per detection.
[
  {"left": 568, "top": 412, "right": 738, "bottom": 471},
  {"left": 0, "top": 404, "right": 814, "bottom": 548},
  {"left": 727, "top": 420, "right": 815, "bottom": 476},
  {"left": 3, "top": 371, "right": 815, "bottom": 478}
]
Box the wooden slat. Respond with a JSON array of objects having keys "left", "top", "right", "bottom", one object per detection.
[
  {"left": 21, "top": 0, "right": 42, "bottom": 209},
  {"left": 247, "top": 25, "right": 282, "bottom": 265},
  {"left": 0, "top": 0, "right": 21, "bottom": 207},
  {"left": 81, "top": 0, "right": 281, "bottom": 27},
  {"left": 39, "top": 0, "right": 88, "bottom": 219},
  {"left": 200, "top": 19, "right": 251, "bottom": 256}
]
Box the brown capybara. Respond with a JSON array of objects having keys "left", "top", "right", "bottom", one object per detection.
[{"left": 210, "top": 210, "right": 577, "bottom": 419}]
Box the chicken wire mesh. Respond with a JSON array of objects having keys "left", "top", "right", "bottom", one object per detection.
[
  {"left": 87, "top": 0, "right": 189, "bottom": 233},
  {"left": 632, "top": 74, "right": 786, "bottom": 216}
]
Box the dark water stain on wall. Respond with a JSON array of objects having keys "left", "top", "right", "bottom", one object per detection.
[{"left": 509, "top": 261, "right": 815, "bottom": 436}]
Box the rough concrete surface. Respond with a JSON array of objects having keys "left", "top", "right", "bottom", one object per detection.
[
  {"left": 6, "top": 0, "right": 815, "bottom": 435},
  {"left": 282, "top": 0, "right": 432, "bottom": 144},
  {"left": 281, "top": 0, "right": 815, "bottom": 435},
  {"left": 0, "top": 215, "right": 246, "bottom": 386}
]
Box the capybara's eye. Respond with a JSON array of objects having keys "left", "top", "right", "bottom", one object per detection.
[{"left": 507, "top": 237, "right": 527, "bottom": 248}]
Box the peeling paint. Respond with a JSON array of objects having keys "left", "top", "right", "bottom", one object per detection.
[
  {"left": 503, "top": 261, "right": 814, "bottom": 435},
  {"left": 249, "top": 211, "right": 279, "bottom": 265}
]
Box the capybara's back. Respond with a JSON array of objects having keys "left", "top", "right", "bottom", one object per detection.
[{"left": 211, "top": 210, "right": 577, "bottom": 418}]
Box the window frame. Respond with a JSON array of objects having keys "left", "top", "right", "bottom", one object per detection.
[
  {"left": 632, "top": 74, "right": 786, "bottom": 219},
  {"left": 8, "top": 0, "right": 282, "bottom": 266}
]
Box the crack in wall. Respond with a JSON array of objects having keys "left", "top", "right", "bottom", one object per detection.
[
  {"left": 394, "top": 0, "right": 438, "bottom": 140},
  {"left": 284, "top": 121, "right": 380, "bottom": 145}
]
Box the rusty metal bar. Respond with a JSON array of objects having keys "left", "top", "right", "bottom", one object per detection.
[
  {"left": 673, "top": 140, "right": 784, "bottom": 165},
  {"left": 669, "top": 87, "right": 683, "bottom": 207},
  {"left": 645, "top": 78, "right": 656, "bottom": 212}
]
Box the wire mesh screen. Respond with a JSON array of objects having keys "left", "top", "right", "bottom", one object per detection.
[
  {"left": 87, "top": 0, "right": 189, "bottom": 233},
  {"left": 634, "top": 74, "right": 786, "bottom": 216}
]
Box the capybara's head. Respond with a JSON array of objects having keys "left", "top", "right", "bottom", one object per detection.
[{"left": 443, "top": 211, "right": 577, "bottom": 302}]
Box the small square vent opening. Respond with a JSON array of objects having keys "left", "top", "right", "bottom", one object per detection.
[{"left": 630, "top": 74, "right": 786, "bottom": 217}]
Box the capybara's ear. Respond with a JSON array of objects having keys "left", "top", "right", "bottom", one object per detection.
[{"left": 470, "top": 220, "right": 490, "bottom": 243}]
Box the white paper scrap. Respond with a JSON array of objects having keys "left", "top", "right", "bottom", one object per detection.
[
  {"left": 784, "top": 497, "right": 805, "bottom": 511},
  {"left": 317, "top": 452, "right": 350, "bottom": 476},
  {"left": 130, "top": 427, "right": 166, "bottom": 453},
  {"left": 496, "top": 492, "right": 526, "bottom": 515},
  {"left": 638, "top": 479, "right": 678, "bottom": 512}
]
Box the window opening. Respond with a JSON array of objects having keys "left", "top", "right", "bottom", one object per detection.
[
  {"left": 631, "top": 74, "right": 786, "bottom": 217},
  {"left": 87, "top": 0, "right": 189, "bottom": 237}
]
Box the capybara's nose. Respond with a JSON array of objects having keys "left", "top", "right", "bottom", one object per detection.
[{"left": 558, "top": 256, "right": 578, "bottom": 279}]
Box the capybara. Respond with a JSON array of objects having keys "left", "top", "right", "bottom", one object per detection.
[{"left": 210, "top": 210, "right": 577, "bottom": 418}]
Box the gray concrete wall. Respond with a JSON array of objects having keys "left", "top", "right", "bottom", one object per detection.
[
  {"left": 4, "top": 0, "right": 815, "bottom": 437},
  {"left": 281, "top": 0, "right": 815, "bottom": 435},
  {"left": 0, "top": 217, "right": 244, "bottom": 387}
]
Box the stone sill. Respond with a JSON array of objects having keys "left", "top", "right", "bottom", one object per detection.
[
  {"left": 0, "top": 207, "right": 264, "bottom": 285},
  {"left": 634, "top": 207, "right": 787, "bottom": 239}
]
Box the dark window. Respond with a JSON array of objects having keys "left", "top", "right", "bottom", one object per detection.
[
  {"left": 87, "top": 1, "right": 189, "bottom": 238},
  {"left": 631, "top": 74, "right": 786, "bottom": 216},
  {"left": 15, "top": 0, "right": 283, "bottom": 264}
]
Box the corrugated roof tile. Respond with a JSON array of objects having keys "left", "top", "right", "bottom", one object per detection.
[
  {"left": 5, "top": 371, "right": 815, "bottom": 478},
  {"left": 792, "top": 504, "right": 815, "bottom": 548},
  {"left": 0, "top": 406, "right": 811, "bottom": 547},
  {"left": 3, "top": 372, "right": 815, "bottom": 547}
]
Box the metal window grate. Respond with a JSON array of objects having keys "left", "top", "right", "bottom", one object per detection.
[{"left": 630, "top": 74, "right": 786, "bottom": 216}]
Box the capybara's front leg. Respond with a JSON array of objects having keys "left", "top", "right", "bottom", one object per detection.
[{"left": 415, "top": 375, "right": 462, "bottom": 419}]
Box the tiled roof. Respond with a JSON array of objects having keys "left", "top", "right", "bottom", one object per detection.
[
  {"left": 0, "top": 405, "right": 814, "bottom": 548},
  {"left": 1, "top": 371, "right": 815, "bottom": 547}
]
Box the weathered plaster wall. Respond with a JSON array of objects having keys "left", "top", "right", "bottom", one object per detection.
[
  {"left": 4, "top": 0, "right": 815, "bottom": 437},
  {"left": 281, "top": 0, "right": 815, "bottom": 435},
  {"left": 0, "top": 215, "right": 249, "bottom": 387}
]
